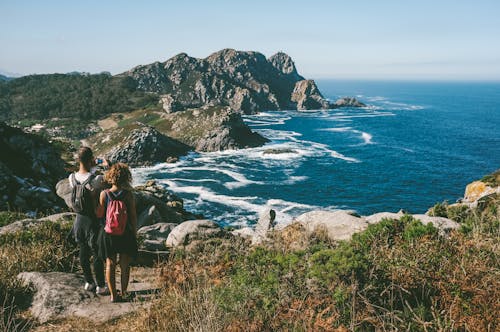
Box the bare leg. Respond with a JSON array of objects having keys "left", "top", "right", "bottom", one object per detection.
[
  {"left": 106, "top": 255, "right": 117, "bottom": 301},
  {"left": 119, "top": 254, "right": 131, "bottom": 295}
]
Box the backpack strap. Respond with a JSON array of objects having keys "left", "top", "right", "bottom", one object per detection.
[
  {"left": 71, "top": 173, "right": 95, "bottom": 187},
  {"left": 70, "top": 173, "right": 77, "bottom": 187},
  {"left": 81, "top": 173, "right": 95, "bottom": 188}
]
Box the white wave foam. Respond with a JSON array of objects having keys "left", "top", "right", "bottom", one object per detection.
[
  {"left": 360, "top": 132, "right": 373, "bottom": 144},
  {"left": 320, "top": 127, "right": 373, "bottom": 145},
  {"left": 160, "top": 180, "right": 264, "bottom": 215}
]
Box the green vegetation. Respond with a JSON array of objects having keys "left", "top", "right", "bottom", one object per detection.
[
  {"left": 481, "top": 168, "right": 500, "bottom": 186},
  {"left": 0, "top": 211, "right": 27, "bottom": 227},
  {"left": 142, "top": 208, "right": 498, "bottom": 331},
  {"left": 0, "top": 73, "right": 159, "bottom": 139}
]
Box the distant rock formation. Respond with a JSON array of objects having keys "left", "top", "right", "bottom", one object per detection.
[
  {"left": 291, "top": 80, "right": 330, "bottom": 110},
  {"left": 104, "top": 125, "right": 190, "bottom": 167},
  {"left": 90, "top": 107, "right": 268, "bottom": 166},
  {"left": 0, "top": 122, "right": 65, "bottom": 212},
  {"left": 333, "top": 97, "right": 366, "bottom": 108},
  {"left": 121, "top": 49, "right": 364, "bottom": 114}
]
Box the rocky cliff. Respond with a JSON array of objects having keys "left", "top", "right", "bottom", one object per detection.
[
  {"left": 121, "top": 49, "right": 363, "bottom": 114},
  {"left": 0, "top": 122, "right": 66, "bottom": 212},
  {"left": 89, "top": 106, "right": 269, "bottom": 165}
]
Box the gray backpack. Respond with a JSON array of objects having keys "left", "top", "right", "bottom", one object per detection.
[{"left": 70, "top": 173, "right": 96, "bottom": 216}]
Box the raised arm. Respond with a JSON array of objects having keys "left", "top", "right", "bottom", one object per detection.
[
  {"left": 127, "top": 192, "right": 137, "bottom": 236},
  {"left": 96, "top": 191, "right": 107, "bottom": 218}
]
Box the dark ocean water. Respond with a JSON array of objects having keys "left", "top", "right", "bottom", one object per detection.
[{"left": 133, "top": 80, "right": 500, "bottom": 227}]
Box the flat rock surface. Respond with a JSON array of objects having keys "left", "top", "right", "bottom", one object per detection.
[
  {"left": 18, "top": 267, "right": 159, "bottom": 323},
  {"left": 294, "top": 210, "right": 368, "bottom": 241}
]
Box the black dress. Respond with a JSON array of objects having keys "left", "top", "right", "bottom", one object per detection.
[{"left": 98, "top": 190, "right": 138, "bottom": 260}]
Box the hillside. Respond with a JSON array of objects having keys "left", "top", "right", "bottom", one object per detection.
[{"left": 0, "top": 73, "right": 158, "bottom": 139}]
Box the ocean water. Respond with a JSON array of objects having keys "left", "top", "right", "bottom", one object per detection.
[{"left": 133, "top": 80, "right": 500, "bottom": 227}]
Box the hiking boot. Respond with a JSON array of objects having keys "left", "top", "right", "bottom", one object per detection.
[
  {"left": 84, "top": 282, "right": 96, "bottom": 291},
  {"left": 96, "top": 285, "right": 109, "bottom": 295}
]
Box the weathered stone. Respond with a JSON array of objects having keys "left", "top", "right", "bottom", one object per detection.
[
  {"left": 166, "top": 220, "right": 224, "bottom": 247},
  {"left": 231, "top": 227, "right": 255, "bottom": 240},
  {"left": 365, "top": 211, "right": 404, "bottom": 224},
  {"left": 412, "top": 214, "right": 460, "bottom": 235},
  {"left": 463, "top": 181, "right": 498, "bottom": 203},
  {"left": 333, "top": 97, "right": 366, "bottom": 108},
  {"left": 104, "top": 125, "right": 190, "bottom": 167},
  {"left": 293, "top": 210, "right": 368, "bottom": 241},
  {"left": 252, "top": 209, "right": 276, "bottom": 245},
  {"left": 0, "top": 213, "right": 74, "bottom": 235},
  {"left": 137, "top": 205, "right": 161, "bottom": 229},
  {"left": 291, "top": 80, "right": 330, "bottom": 110},
  {"left": 137, "top": 222, "right": 177, "bottom": 251}
]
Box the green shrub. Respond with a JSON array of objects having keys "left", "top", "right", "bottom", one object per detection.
[{"left": 0, "top": 211, "right": 27, "bottom": 227}]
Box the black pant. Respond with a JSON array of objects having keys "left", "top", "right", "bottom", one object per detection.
[{"left": 74, "top": 214, "right": 105, "bottom": 287}]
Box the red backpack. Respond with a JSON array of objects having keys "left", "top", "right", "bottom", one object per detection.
[{"left": 104, "top": 190, "right": 128, "bottom": 235}]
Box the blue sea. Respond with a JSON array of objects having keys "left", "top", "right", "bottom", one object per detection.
[{"left": 133, "top": 80, "right": 500, "bottom": 227}]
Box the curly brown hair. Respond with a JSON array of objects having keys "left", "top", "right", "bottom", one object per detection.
[{"left": 104, "top": 163, "right": 132, "bottom": 187}]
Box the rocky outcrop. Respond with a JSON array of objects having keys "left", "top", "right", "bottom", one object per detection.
[
  {"left": 291, "top": 80, "right": 330, "bottom": 110},
  {"left": 156, "top": 106, "right": 269, "bottom": 152},
  {"left": 103, "top": 125, "right": 190, "bottom": 166},
  {"left": 411, "top": 214, "right": 459, "bottom": 235},
  {"left": 17, "top": 271, "right": 155, "bottom": 323},
  {"left": 333, "top": 97, "right": 366, "bottom": 108},
  {"left": 137, "top": 222, "right": 177, "bottom": 251},
  {"left": 89, "top": 107, "right": 268, "bottom": 163},
  {"left": 365, "top": 211, "right": 405, "bottom": 224},
  {"left": 293, "top": 210, "right": 369, "bottom": 241},
  {"left": 166, "top": 219, "right": 224, "bottom": 247},
  {"left": 232, "top": 209, "right": 276, "bottom": 245},
  {"left": 463, "top": 181, "right": 499, "bottom": 203},
  {"left": 0, "top": 122, "right": 66, "bottom": 212},
  {"left": 0, "top": 212, "right": 75, "bottom": 235},
  {"left": 121, "top": 49, "right": 362, "bottom": 113}
]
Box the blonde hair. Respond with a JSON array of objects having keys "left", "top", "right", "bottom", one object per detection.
[{"left": 104, "top": 163, "right": 132, "bottom": 188}]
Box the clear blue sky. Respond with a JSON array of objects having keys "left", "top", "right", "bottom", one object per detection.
[{"left": 1, "top": 0, "right": 499, "bottom": 80}]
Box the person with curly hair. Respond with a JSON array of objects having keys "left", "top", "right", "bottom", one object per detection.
[{"left": 96, "top": 162, "right": 138, "bottom": 303}]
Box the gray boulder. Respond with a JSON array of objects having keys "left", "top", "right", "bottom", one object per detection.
[
  {"left": 231, "top": 227, "right": 255, "bottom": 240},
  {"left": 293, "top": 210, "right": 368, "bottom": 241},
  {"left": 412, "top": 214, "right": 460, "bottom": 235},
  {"left": 252, "top": 209, "right": 276, "bottom": 245},
  {"left": 365, "top": 211, "right": 405, "bottom": 224},
  {"left": 166, "top": 220, "right": 224, "bottom": 247},
  {"left": 137, "top": 205, "right": 161, "bottom": 229},
  {"left": 0, "top": 213, "right": 75, "bottom": 235},
  {"left": 137, "top": 222, "right": 177, "bottom": 251}
]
